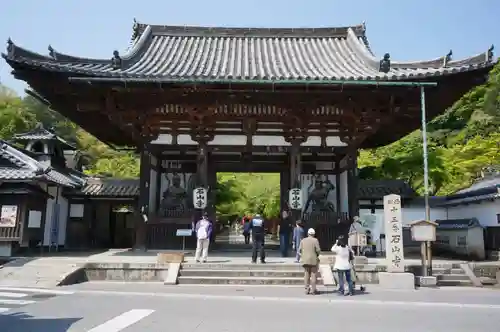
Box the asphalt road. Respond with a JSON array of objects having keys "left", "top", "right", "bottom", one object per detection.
[{"left": 1, "top": 283, "right": 500, "bottom": 332}]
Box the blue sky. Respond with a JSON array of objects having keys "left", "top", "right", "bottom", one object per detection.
[{"left": 1, "top": 0, "right": 498, "bottom": 95}]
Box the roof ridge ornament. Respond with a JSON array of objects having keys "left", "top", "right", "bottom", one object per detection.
[
  {"left": 111, "top": 50, "right": 122, "bottom": 70},
  {"left": 132, "top": 18, "right": 141, "bottom": 40},
  {"left": 48, "top": 45, "right": 56, "bottom": 60},
  {"left": 443, "top": 50, "right": 452, "bottom": 67},
  {"left": 6, "top": 38, "right": 15, "bottom": 57},
  {"left": 487, "top": 45, "right": 494, "bottom": 62},
  {"left": 379, "top": 53, "right": 390, "bottom": 73}
]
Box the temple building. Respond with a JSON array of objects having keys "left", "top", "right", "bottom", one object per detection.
[
  {"left": 0, "top": 124, "right": 86, "bottom": 256},
  {"left": 2, "top": 21, "right": 496, "bottom": 250}
]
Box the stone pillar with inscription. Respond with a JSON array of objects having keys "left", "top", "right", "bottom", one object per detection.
[{"left": 378, "top": 194, "right": 415, "bottom": 289}]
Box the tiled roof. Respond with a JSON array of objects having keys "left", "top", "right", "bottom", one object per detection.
[
  {"left": 439, "top": 192, "right": 500, "bottom": 207},
  {"left": 436, "top": 218, "right": 482, "bottom": 230},
  {"left": 454, "top": 176, "right": 500, "bottom": 195},
  {"left": 2, "top": 23, "right": 495, "bottom": 83},
  {"left": 0, "top": 183, "right": 52, "bottom": 197},
  {"left": 0, "top": 140, "right": 83, "bottom": 187},
  {"left": 13, "top": 123, "right": 76, "bottom": 150},
  {"left": 358, "top": 179, "right": 415, "bottom": 199},
  {"left": 68, "top": 178, "right": 139, "bottom": 197}
]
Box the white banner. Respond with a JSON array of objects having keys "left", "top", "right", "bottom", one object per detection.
[
  {"left": 192, "top": 187, "right": 207, "bottom": 210},
  {"left": 288, "top": 188, "right": 302, "bottom": 210},
  {"left": 383, "top": 194, "right": 405, "bottom": 273}
]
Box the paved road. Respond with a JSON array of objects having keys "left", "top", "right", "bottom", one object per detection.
[
  {"left": 1, "top": 283, "right": 500, "bottom": 331},
  {"left": 0, "top": 287, "right": 73, "bottom": 314}
]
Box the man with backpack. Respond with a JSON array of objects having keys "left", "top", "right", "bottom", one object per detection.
[
  {"left": 194, "top": 212, "right": 213, "bottom": 263},
  {"left": 249, "top": 213, "right": 266, "bottom": 264}
]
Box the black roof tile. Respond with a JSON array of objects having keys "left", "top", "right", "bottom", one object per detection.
[
  {"left": 0, "top": 140, "right": 84, "bottom": 187},
  {"left": 13, "top": 123, "right": 76, "bottom": 150},
  {"left": 436, "top": 218, "right": 482, "bottom": 230},
  {"left": 67, "top": 178, "right": 139, "bottom": 197},
  {"left": 358, "top": 179, "right": 415, "bottom": 199},
  {"left": 2, "top": 22, "right": 495, "bottom": 83}
]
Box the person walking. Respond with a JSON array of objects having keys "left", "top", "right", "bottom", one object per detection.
[
  {"left": 292, "top": 220, "right": 305, "bottom": 263},
  {"left": 250, "top": 213, "right": 266, "bottom": 263},
  {"left": 194, "top": 212, "right": 213, "bottom": 263},
  {"left": 299, "top": 228, "right": 321, "bottom": 295},
  {"left": 279, "top": 209, "right": 292, "bottom": 257},
  {"left": 331, "top": 236, "right": 355, "bottom": 296}
]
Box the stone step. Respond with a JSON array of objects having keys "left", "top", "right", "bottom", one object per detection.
[
  {"left": 436, "top": 274, "right": 471, "bottom": 281},
  {"left": 431, "top": 268, "right": 464, "bottom": 275},
  {"left": 179, "top": 269, "right": 306, "bottom": 278},
  {"left": 181, "top": 263, "right": 304, "bottom": 271},
  {"left": 437, "top": 279, "right": 473, "bottom": 287},
  {"left": 177, "top": 276, "right": 323, "bottom": 285}
]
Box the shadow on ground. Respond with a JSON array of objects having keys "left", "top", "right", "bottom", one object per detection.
[{"left": 0, "top": 312, "right": 81, "bottom": 332}]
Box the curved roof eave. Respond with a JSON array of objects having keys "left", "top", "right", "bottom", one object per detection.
[{"left": 1, "top": 23, "right": 495, "bottom": 83}]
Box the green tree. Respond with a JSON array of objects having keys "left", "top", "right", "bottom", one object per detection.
[{"left": 0, "top": 86, "right": 37, "bottom": 139}]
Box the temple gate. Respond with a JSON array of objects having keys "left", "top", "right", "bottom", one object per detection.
[{"left": 2, "top": 21, "right": 494, "bottom": 250}]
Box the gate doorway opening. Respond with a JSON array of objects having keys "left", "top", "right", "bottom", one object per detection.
[{"left": 214, "top": 172, "right": 281, "bottom": 251}]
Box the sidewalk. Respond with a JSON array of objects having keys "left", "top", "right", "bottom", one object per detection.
[{"left": 62, "top": 282, "right": 500, "bottom": 307}]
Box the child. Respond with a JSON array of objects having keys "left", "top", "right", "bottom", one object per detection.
[{"left": 292, "top": 220, "right": 305, "bottom": 263}]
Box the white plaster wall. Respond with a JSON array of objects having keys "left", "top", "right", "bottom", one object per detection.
[
  {"left": 43, "top": 186, "right": 56, "bottom": 246},
  {"left": 436, "top": 228, "right": 485, "bottom": 260},
  {"left": 57, "top": 194, "right": 68, "bottom": 246},
  {"left": 402, "top": 205, "right": 447, "bottom": 226},
  {"left": 42, "top": 186, "right": 69, "bottom": 246},
  {"left": 446, "top": 200, "right": 500, "bottom": 227},
  {"left": 0, "top": 243, "right": 12, "bottom": 256}
]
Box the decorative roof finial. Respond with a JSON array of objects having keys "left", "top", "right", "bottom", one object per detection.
[
  {"left": 443, "top": 50, "right": 452, "bottom": 67},
  {"left": 34, "top": 122, "right": 44, "bottom": 130},
  {"left": 6, "top": 38, "right": 14, "bottom": 57},
  {"left": 379, "top": 53, "right": 391, "bottom": 73},
  {"left": 111, "top": 50, "right": 122, "bottom": 70},
  {"left": 487, "top": 45, "right": 494, "bottom": 62},
  {"left": 361, "top": 21, "right": 366, "bottom": 32},
  {"left": 132, "top": 18, "right": 140, "bottom": 40},
  {"left": 48, "top": 45, "right": 56, "bottom": 60}
]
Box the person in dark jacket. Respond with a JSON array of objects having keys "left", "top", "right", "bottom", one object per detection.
[
  {"left": 249, "top": 214, "right": 266, "bottom": 263},
  {"left": 242, "top": 216, "right": 251, "bottom": 244},
  {"left": 279, "top": 209, "right": 292, "bottom": 257}
]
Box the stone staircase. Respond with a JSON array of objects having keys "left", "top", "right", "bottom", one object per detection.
[
  {"left": 178, "top": 263, "right": 323, "bottom": 285},
  {"left": 432, "top": 265, "right": 473, "bottom": 287}
]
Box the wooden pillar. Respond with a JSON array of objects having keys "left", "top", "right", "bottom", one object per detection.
[
  {"left": 289, "top": 139, "right": 302, "bottom": 221},
  {"left": 192, "top": 137, "right": 211, "bottom": 222},
  {"left": 347, "top": 151, "right": 359, "bottom": 219},
  {"left": 335, "top": 160, "right": 341, "bottom": 218},
  {"left": 134, "top": 146, "right": 150, "bottom": 251},
  {"left": 155, "top": 155, "right": 162, "bottom": 213},
  {"left": 352, "top": 151, "right": 360, "bottom": 217}
]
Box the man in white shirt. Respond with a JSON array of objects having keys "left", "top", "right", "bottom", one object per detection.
[{"left": 194, "top": 213, "right": 213, "bottom": 263}]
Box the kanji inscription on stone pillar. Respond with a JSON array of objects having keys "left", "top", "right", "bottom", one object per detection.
[{"left": 383, "top": 194, "right": 405, "bottom": 273}]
